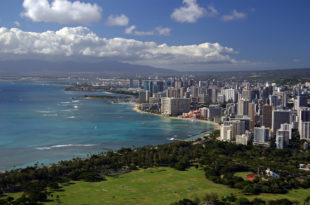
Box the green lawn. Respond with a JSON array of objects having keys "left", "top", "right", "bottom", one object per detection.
[
  {"left": 47, "top": 167, "right": 240, "bottom": 205},
  {"left": 7, "top": 167, "right": 310, "bottom": 204},
  {"left": 234, "top": 172, "right": 255, "bottom": 181}
]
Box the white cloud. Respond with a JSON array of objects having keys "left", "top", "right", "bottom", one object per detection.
[
  {"left": 125, "top": 25, "right": 136, "bottom": 34},
  {"left": 21, "top": 0, "right": 102, "bottom": 24},
  {"left": 125, "top": 25, "right": 170, "bottom": 36},
  {"left": 14, "top": 21, "right": 21, "bottom": 27},
  {"left": 0, "top": 26, "right": 241, "bottom": 70},
  {"left": 134, "top": 30, "right": 154, "bottom": 36},
  {"left": 171, "top": 0, "right": 206, "bottom": 23},
  {"left": 125, "top": 25, "right": 154, "bottom": 36},
  {"left": 106, "top": 14, "right": 129, "bottom": 26},
  {"left": 221, "top": 10, "right": 246, "bottom": 22},
  {"left": 206, "top": 5, "right": 219, "bottom": 17},
  {"left": 155, "top": 27, "right": 171, "bottom": 36}
]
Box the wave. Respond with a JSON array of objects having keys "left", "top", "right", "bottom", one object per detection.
[
  {"left": 35, "top": 144, "right": 97, "bottom": 150},
  {"left": 60, "top": 102, "right": 71, "bottom": 104},
  {"left": 72, "top": 100, "right": 80, "bottom": 103},
  {"left": 62, "top": 109, "right": 74, "bottom": 112},
  {"left": 67, "top": 116, "right": 76, "bottom": 119},
  {"left": 73, "top": 105, "right": 79, "bottom": 109},
  {"left": 43, "top": 114, "right": 58, "bottom": 117},
  {"left": 36, "top": 110, "right": 55, "bottom": 114}
]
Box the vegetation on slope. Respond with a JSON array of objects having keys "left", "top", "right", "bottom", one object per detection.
[{"left": 1, "top": 130, "right": 310, "bottom": 204}]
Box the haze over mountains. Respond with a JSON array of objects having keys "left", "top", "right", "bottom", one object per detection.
[{"left": 0, "top": 60, "right": 176, "bottom": 76}]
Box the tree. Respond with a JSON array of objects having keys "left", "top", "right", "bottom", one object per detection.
[{"left": 236, "top": 197, "right": 251, "bottom": 205}]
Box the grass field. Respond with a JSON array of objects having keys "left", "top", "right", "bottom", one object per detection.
[
  {"left": 47, "top": 167, "right": 240, "bottom": 205},
  {"left": 6, "top": 167, "right": 310, "bottom": 204},
  {"left": 43, "top": 167, "right": 310, "bottom": 205}
]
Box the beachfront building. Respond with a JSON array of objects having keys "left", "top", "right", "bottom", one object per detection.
[
  {"left": 207, "top": 105, "right": 222, "bottom": 122},
  {"left": 161, "top": 97, "right": 190, "bottom": 116}
]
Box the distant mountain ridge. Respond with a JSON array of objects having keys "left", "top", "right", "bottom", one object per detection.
[{"left": 0, "top": 60, "right": 175, "bottom": 75}]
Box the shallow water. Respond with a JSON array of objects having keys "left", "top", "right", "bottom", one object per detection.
[{"left": 0, "top": 81, "right": 213, "bottom": 170}]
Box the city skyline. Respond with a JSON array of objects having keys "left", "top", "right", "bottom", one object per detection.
[{"left": 0, "top": 0, "right": 309, "bottom": 71}]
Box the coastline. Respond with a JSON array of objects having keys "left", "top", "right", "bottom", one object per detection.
[
  {"left": 126, "top": 102, "right": 220, "bottom": 141},
  {"left": 129, "top": 102, "right": 220, "bottom": 133}
]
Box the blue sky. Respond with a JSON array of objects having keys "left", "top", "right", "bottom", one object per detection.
[{"left": 0, "top": 0, "right": 309, "bottom": 71}]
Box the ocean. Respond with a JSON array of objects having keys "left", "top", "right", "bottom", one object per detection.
[{"left": 0, "top": 81, "right": 214, "bottom": 170}]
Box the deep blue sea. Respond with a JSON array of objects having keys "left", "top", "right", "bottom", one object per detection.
[{"left": 0, "top": 81, "right": 213, "bottom": 170}]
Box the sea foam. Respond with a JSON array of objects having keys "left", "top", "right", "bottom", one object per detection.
[{"left": 35, "top": 144, "right": 97, "bottom": 150}]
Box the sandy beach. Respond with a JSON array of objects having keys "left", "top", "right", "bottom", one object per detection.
[{"left": 131, "top": 103, "right": 220, "bottom": 130}]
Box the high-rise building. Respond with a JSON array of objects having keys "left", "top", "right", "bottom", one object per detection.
[
  {"left": 297, "top": 95, "right": 308, "bottom": 108},
  {"left": 210, "top": 88, "right": 218, "bottom": 103},
  {"left": 236, "top": 131, "right": 252, "bottom": 145},
  {"left": 198, "top": 94, "right": 208, "bottom": 104},
  {"left": 179, "top": 87, "right": 185, "bottom": 98},
  {"left": 251, "top": 89, "right": 260, "bottom": 101},
  {"left": 161, "top": 98, "right": 190, "bottom": 116},
  {"left": 138, "top": 91, "right": 147, "bottom": 103},
  {"left": 207, "top": 105, "right": 222, "bottom": 121},
  {"left": 192, "top": 86, "right": 199, "bottom": 98},
  {"left": 167, "top": 87, "right": 180, "bottom": 98},
  {"left": 223, "top": 88, "right": 237, "bottom": 103},
  {"left": 138, "top": 79, "right": 143, "bottom": 89},
  {"left": 200, "top": 107, "right": 208, "bottom": 120},
  {"left": 276, "top": 123, "right": 292, "bottom": 140},
  {"left": 217, "top": 94, "right": 225, "bottom": 103},
  {"left": 145, "top": 90, "right": 151, "bottom": 103},
  {"left": 230, "top": 116, "right": 252, "bottom": 131},
  {"left": 300, "top": 122, "right": 310, "bottom": 141},
  {"left": 262, "top": 104, "right": 273, "bottom": 129},
  {"left": 299, "top": 109, "right": 310, "bottom": 140},
  {"left": 129, "top": 79, "right": 134, "bottom": 88},
  {"left": 144, "top": 81, "right": 153, "bottom": 94},
  {"left": 248, "top": 102, "right": 256, "bottom": 128},
  {"left": 269, "top": 95, "right": 278, "bottom": 107},
  {"left": 238, "top": 99, "right": 249, "bottom": 116},
  {"left": 254, "top": 126, "right": 270, "bottom": 145},
  {"left": 276, "top": 134, "right": 285, "bottom": 149},
  {"left": 276, "top": 123, "right": 291, "bottom": 149},
  {"left": 156, "top": 81, "right": 164, "bottom": 92},
  {"left": 300, "top": 109, "right": 310, "bottom": 122},
  {"left": 272, "top": 110, "right": 290, "bottom": 133},
  {"left": 281, "top": 92, "right": 288, "bottom": 108},
  {"left": 241, "top": 89, "right": 251, "bottom": 100},
  {"left": 220, "top": 125, "right": 232, "bottom": 141},
  {"left": 226, "top": 103, "right": 237, "bottom": 116},
  {"left": 224, "top": 120, "right": 246, "bottom": 139}
]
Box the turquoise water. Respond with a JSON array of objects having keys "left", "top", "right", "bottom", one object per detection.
[{"left": 0, "top": 81, "right": 213, "bottom": 170}]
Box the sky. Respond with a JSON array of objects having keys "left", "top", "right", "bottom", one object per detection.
[{"left": 0, "top": 0, "right": 309, "bottom": 71}]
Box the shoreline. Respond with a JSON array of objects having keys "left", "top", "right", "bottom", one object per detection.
[
  {"left": 128, "top": 102, "right": 220, "bottom": 135},
  {"left": 130, "top": 103, "right": 219, "bottom": 141}
]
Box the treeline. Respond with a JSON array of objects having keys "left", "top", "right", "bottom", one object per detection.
[
  {"left": 201, "top": 131, "right": 310, "bottom": 195},
  {"left": 172, "top": 193, "right": 307, "bottom": 205},
  {"left": 0, "top": 141, "right": 203, "bottom": 204},
  {"left": 1, "top": 130, "right": 310, "bottom": 204}
]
